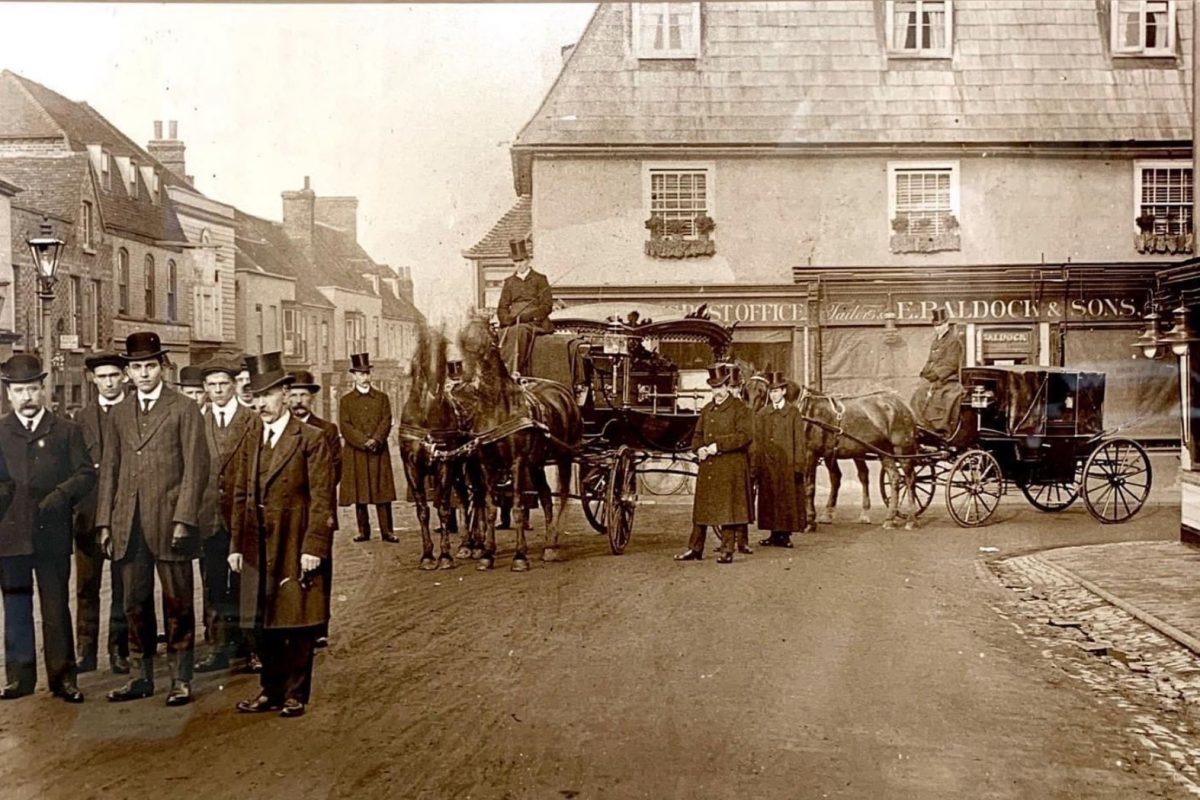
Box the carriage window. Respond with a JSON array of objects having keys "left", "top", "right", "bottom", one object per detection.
[
  {"left": 1111, "top": 0, "right": 1176, "bottom": 57},
  {"left": 886, "top": 1, "right": 953, "bottom": 58},
  {"left": 645, "top": 165, "right": 712, "bottom": 239},
  {"left": 1136, "top": 162, "right": 1193, "bottom": 236},
  {"left": 888, "top": 162, "right": 960, "bottom": 238}
]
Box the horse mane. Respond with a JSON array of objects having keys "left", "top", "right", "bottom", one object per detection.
[{"left": 458, "top": 316, "right": 514, "bottom": 414}]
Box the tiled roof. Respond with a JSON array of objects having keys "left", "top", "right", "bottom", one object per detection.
[
  {"left": 515, "top": 2, "right": 1194, "bottom": 148},
  {"left": 0, "top": 155, "right": 89, "bottom": 221},
  {"left": 234, "top": 210, "right": 334, "bottom": 308},
  {"left": 464, "top": 194, "right": 531, "bottom": 259},
  {"left": 314, "top": 223, "right": 424, "bottom": 321}
]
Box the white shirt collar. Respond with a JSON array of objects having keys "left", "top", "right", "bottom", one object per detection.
[
  {"left": 514, "top": 268, "right": 531, "bottom": 280},
  {"left": 263, "top": 410, "right": 291, "bottom": 445},
  {"left": 97, "top": 394, "right": 124, "bottom": 409},
  {"left": 355, "top": 384, "right": 371, "bottom": 394},
  {"left": 137, "top": 382, "right": 164, "bottom": 403},
  {"left": 214, "top": 397, "right": 239, "bottom": 415},
  {"left": 20, "top": 407, "right": 47, "bottom": 432},
  {"left": 773, "top": 399, "right": 787, "bottom": 410},
  {"left": 237, "top": 397, "right": 254, "bottom": 408}
]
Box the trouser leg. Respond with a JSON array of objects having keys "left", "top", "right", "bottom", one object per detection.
[
  {"left": 0, "top": 556, "right": 37, "bottom": 689},
  {"left": 120, "top": 527, "right": 157, "bottom": 681},
  {"left": 687, "top": 524, "right": 707, "bottom": 553},
  {"left": 376, "top": 503, "right": 393, "bottom": 536},
  {"left": 74, "top": 541, "right": 103, "bottom": 662},
  {"left": 719, "top": 526, "right": 736, "bottom": 556},
  {"left": 354, "top": 505, "right": 370, "bottom": 537},
  {"left": 157, "top": 559, "right": 196, "bottom": 683},
  {"left": 258, "top": 628, "right": 283, "bottom": 701},
  {"left": 201, "top": 532, "right": 234, "bottom": 654},
  {"left": 279, "top": 629, "right": 317, "bottom": 704},
  {"left": 108, "top": 559, "right": 129, "bottom": 658},
  {"left": 34, "top": 552, "right": 76, "bottom": 690},
  {"left": 318, "top": 552, "right": 333, "bottom": 640}
]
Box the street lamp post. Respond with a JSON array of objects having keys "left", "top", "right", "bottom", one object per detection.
[{"left": 26, "top": 217, "right": 64, "bottom": 396}]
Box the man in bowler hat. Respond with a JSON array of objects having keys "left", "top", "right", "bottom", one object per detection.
[
  {"left": 229, "top": 353, "right": 334, "bottom": 718},
  {"left": 96, "top": 331, "right": 210, "bottom": 706},
  {"left": 73, "top": 351, "right": 131, "bottom": 675},
  {"left": 339, "top": 353, "right": 398, "bottom": 543},
  {"left": 0, "top": 354, "right": 94, "bottom": 702},
  {"left": 288, "top": 370, "right": 341, "bottom": 647},
  {"left": 177, "top": 365, "right": 208, "bottom": 407},
  {"left": 911, "top": 309, "right": 965, "bottom": 436},
  {"left": 496, "top": 237, "right": 554, "bottom": 377}
]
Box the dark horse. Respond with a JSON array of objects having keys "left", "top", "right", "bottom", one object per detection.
[
  {"left": 399, "top": 324, "right": 475, "bottom": 570},
  {"left": 457, "top": 316, "right": 583, "bottom": 571},
  {"left": 795, "top": 387, "right": 919, "bottom": 531}
]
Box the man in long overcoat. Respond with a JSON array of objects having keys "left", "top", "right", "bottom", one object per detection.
[
  {"left": 288, "top": 370, "right": 341, "bottom": 647},
  {"left": 229, "top": 353, "right": 334, "bottom": 718},
  {"left": 0, "top": 355, "right": 95, "bottom": 702},
  {"left": 97, "top": 331, "right": 210, "bottom": 706},
  {"left": 911, "top": 309, "right": 965, "bottom": 436},
  {"left": 496, "top": 238, "right": 554, "bottom": 376},
  {"left": 676, "top": 364, "right": 754, "bottom": 564},
  {"left": 73, "top": 351, "right": 130, "bottom": 675},
  {"left": 753, "top": 371, "right": 806, "bottom": 549},
  {"left": 339, "top": 353, "right": 397, "bottom": 543},
  {"left": 195, "top": 356, "right": 259, "bottom": 673}
]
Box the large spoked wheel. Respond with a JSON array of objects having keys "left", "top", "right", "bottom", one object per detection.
[
  {"left": 878, "top": 460, "right": 939, "bottom": 517},
  {"left": 580, "top": 465, "right": 608, "bottom": 534},
  {"left": 1018, "top": 473, "right": 1080, "bottom": 512},
  {"left": 606, "top": 446, "right": 638, "bottom": 555},
  {"left": 945, "top": 450, "right": 1004, "bottom": 527},
  {"left": 1082, "top": 438, "right": 1152, "bottom": 524}
]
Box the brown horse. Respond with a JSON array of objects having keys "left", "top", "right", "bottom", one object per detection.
[
  {"left": 456, "top": 316, "right": 583, "bottom": 571},
  {"left": 796, "top": 387, "right": 919, "bottom": 531}
]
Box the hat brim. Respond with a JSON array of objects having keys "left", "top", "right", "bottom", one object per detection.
[
  {"left": 706, "top": 376, "right": 732, "bottom": 388},
  {"left": 247, "top": 373, "right": 293, "bottom": 395},
  {"left": 769, "top": 381, "right": 789, "bottom": 390},
  {"left": 121, "top": 349, "right": 168, "bottom": 362},
  {"left": 348, "top": 367, "right": 371, "bottom": 374},
  {"left": 0, "top": 371, "right": 47, "bottom": 384},
  {"left": 290, "top": 383, "right": 320, "bottom": 393},
  {"left": 85, "top": 357, "right": 124, "bottom": 372}
]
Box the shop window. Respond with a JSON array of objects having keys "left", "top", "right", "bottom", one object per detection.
[
  {"left": 1111, "top": 0, "right": 1176, "bottom": 57},
  {"left": 888, "top": 161, "right": 960, "bottom": 253},
  {"left": 633, "top": 2, "right": 701, "bottom": 59},
  {"left": 886, "top": 1, "right": 953, "bottom": 58},
  {"left": 1135, "top": 161, "right": 1193, "bottom": 253}
]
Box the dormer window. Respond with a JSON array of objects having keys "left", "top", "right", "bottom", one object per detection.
[
  {"left": 101, "top": 152, "right": 112, "bottom": 191},
  {"left": 129, "top": 159, "right": 139, "bottom": 199},
  {"left": 362, "top": 273, "right": 380, "bottom": 294},
  {"left": 633, "top": 2, "right": 700, "bottom": 59},
  {"left": 886, "top": 1, "right": 953, "bottom": 58},
  {"left": 1112, "top": 0, "right": 1176, "bottom": 57}
]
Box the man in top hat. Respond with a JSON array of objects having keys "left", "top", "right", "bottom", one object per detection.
[
  {"left": 194, "top": 355, "right": 261, "bottom": 673},
  {"left": 676, "top": 364, "right": 754, "bottom": 564},
  {"left": 911, "top": 309, "right": 965, "bottom": 437},
  {"left": 0, "top": 354, "right": 95, "bottom": 702},
  {"left": 73, "top": 351, "right": 131, "bottom": 676},
  {"left": 177, "top": 365, "right": 208, "bottom": 407},
  {"left": 287, "top": 370, "right": 341, "bottom": 647},
  {"left": 96, "top": 331, "right": 210, "bottom": 706},
  {"left": 496, "top": 237, "right": 554, "bottom": 377},
  {"left": 339, "top": 353, "right": 398, "bottom": 543},
  {"left": 229, "top": 352, "right": 334, "bottom": 718},
  {"left": 752, "top": 371, "right": 806, "bottom": 549}
]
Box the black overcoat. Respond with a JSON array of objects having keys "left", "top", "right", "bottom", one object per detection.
[
  {"left": 0, "top": 412, "right": 96, "bottom": 558},
  {"left": 230, "top": 416, "right": 334, "bottom": 630},
  {"left": 301, "top": 412, "right": 341, "bottom": 531},
  {"left": 691, "top": 396, "right": 754, "bottom": 527},
  {"left": 338, "top": 387, "right": 396, "bottom": 505},
  {"left": 753, "top": 403, "right": 806, "bottom": 532}
]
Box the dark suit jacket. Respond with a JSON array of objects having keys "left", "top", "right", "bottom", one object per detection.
[
  {"left": 72, "top": 399, "right": 123, "bottom": 543},
  {"left": 920, "top": 331, "right": 964, "bottom": 384},
  {"left": 200, "top": 402, "right": 259, "bottom": 539},
  {"left": 230, "top": 416, "right": 334, "bottom": 629},
  {"left": 497, "top": 269, "right": 554, "bottom": 333},
  {"left": 0, "top": 412, "right": 96, "bottom": 558},
  {"left": 300, "top": 412, "right": 341, "bottom": 531},
  {"left": 96, "top": 385, "right": 211, "bottom": 562}
]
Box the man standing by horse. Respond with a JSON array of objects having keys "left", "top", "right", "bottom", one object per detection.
[
  {"left": 496, "top": 237, "right": 554, "bottom": 377},
  {"left": 911, "top": 309, "right": 965, "bottom": 437},
  {"left": 753, "top": 372, "right": 806, "bottom": 549},
  {"left": 339, "top": 353, "right": 398, "bottom": 543},
  {"left": 676, "top": 364, "right": 754, "bottom": 564}
]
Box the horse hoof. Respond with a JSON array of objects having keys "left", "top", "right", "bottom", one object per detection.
[
  {"left": 882, "top": 520, "right": 895, "bottom": 531},
  {"left": 476, "top": 557, "right": 494, "bottom": 571},
  {"left": 904, "top": 521, "right": 917, "bottom": 531},
  {"left": 511, "top": 557, "right": 531, "bottom": 573},
  {"left": 542, "top": 547, "right": 562, "bottom": 563},
  {"left": 455, "top": 547, "right": 472, "bottom": 560},
  {"left": 803, "top": 524, "right": 817, "bottom": 534},
  {"left": 470, "top": 548, "right": 485, "bottom": 560},
  {"left": 816, "top": 512, "right": 833, "bottom": 525},
  {"left": 419, "top": 557, "right": 438, "bottom": 571},
  {"left": 857, "top": 514, "right": 872, "bottom": 525},
  {"left": 438, "top": 556, "right": 456, "bottom": 570}
]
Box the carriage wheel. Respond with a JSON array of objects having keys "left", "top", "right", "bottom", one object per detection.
[
  {"left": 878, "top": 460, "right": 938, "bottom": 517},
  {"left": 580, "top": 464, "right": 608, "bottom": 534},
  {"left": 1082, "top": 438, "right": 1152, "bottom": 524},
  {"left": 1018, "top": 474, "right": 1080, "bottom": 512},
  {"left": 605, "top": 446, "right": 638, "bottom": 555},
  {"left": 945, "top": 450, "right": 1004, "bottom": 527}
]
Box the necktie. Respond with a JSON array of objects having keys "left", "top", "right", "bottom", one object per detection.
[
  {"left": 218, "top": 410, "right": 226, "bottom": 429},
  {"left": 25, "top": 418, "right": 33, "bottom": 432},
  {"left": 101, "top": 404, "right": 109, "bottom": 415},
  {"left": 266, "top": 429, "right": 276, "bottom": 449},
  {"left": 142, "top": 398, "right": 151, "bottom": 414}
]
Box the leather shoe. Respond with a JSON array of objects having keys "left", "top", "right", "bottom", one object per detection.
[
  {"left": 673, "top": 549, "right": 703, "bottom": 561},
  {"left": 77, "top": 655, "right": 98, "bottom": 674},
  {"left": 352, "top": 533, "right": 370, "bottom": 543},
  {"left": 381, "top": 531, "right": 399, "bottom": 543},
  {"left": 110, "top": 654, "right": 131, "bottom": 675},
  {"left": 0, "top": 682, "right": 33, "bottom": 700},
  {"left": 279, "top": 698, "right": 306, "bottom": 718},
  {"left": 165, "top": 681, "right": 192, "bottom": 707},
  {"left": 53, "top": 682, "right": 84, "bottom": 704},
  {"left": 236, "top": 694, "right": 282, "bottom": 713},
  {"left": 737, "top": 545, "right": 754, "bottom": 555},
  {"left": 716, "top": 553, "right": 734, "bottom": 564},
  {"left": 194, "top": 652, "right": 230, "bottom": 673},
  {"left": 107, "top": 678, "right": 154, "bottom": 702}
]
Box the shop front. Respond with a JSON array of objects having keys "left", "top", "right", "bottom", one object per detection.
[{"left": 1155, "top": 263, "right": 1200, "bottom": 545}]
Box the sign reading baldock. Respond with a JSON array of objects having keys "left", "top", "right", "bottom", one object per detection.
[{"left": 826, "top": 297, "right": 1140, "bottom": 324}]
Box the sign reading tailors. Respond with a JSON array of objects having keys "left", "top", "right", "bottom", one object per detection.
[{"left": 825, "top": 297, "right": 1140, "bottom": 324}]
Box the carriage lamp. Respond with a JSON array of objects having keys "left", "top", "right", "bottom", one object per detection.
[
  {"left": 27, "top": 217, "right": 64, "bottom": 289},
  {"left": 1160, "top": 303, "right": 1197, "bottom": 357},
  {"left": 603, "top": 318, "right": 629, "bottom": 355},
  {"left": 882, "top": 309, "right": 900, "bottom": 345},
  {"left": 1133, "top": 309, "right": 1162, "bottom": 359}
]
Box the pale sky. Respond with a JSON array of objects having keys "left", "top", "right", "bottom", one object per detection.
[{"left": 0, "top": 2, "right": 597, "bottom": 324}]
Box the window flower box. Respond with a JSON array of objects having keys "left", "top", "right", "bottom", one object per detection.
[
  {"left": 1135, "top": 231, "right": 1194, "bottom": 254},
  {"left": 644, "top": 214, "right": 716, "bottom": 259},
  {"left": 889, "top": 213, "right": 961, "bottom": 253}
]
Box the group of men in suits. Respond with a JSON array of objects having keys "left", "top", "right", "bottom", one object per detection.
[{"left": 0, "top": 330, "right": 375, "bottom": 718}]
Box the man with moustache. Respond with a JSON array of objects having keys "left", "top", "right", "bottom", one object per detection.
[
  {"left": 0, "top": 354, "right": 95, "bottom": 702},
  {"left": 230, "top": 353, "right": 334, "bottom": 718},
  {"left": 195, "top": 356, "right": 260, "bottom": 673},
  {"left": 73, "top": 352, "right": 131, "bottom": 675},
  {"left": 339, "top": 353, "right": 397, "bottom": 543},
  {"left": 287, "top": 370, "right": 341, "bottom": 648},
  {"left": 96, "top": 331, "right": 210, "bottom": 706}
]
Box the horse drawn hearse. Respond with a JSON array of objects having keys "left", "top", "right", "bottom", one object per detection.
[{"left": 876, "top": 365, "right": 1153, "bottom": 527}]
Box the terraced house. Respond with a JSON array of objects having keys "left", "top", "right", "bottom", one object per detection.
[{"left": 478, "top": 0, "right": 1198, "bottom": 440}]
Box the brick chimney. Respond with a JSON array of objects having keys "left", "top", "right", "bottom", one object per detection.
[
  {"left": 147, "top": 119, "right": 189, "bottom": 184},
  {"left": 281, "top": 176, "right": 316, "bottom": 254},
  {"left": 314, "top": 196, "right": 358, "bottom": 241},
  {"left": 396, "top": 265, "right": 415, "bottom": 305}
]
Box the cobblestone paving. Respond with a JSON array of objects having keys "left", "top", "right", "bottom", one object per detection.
[{"left": 990, "top": 554, "right": 1200, "bottom": 797}]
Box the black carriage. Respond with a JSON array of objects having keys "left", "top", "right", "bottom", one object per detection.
[
  {"left": 882, "top": 366, "right": 1152, "bottom": 527},
  {"left": 527, "top": 303, "right": 733, "bottom": 553}
]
